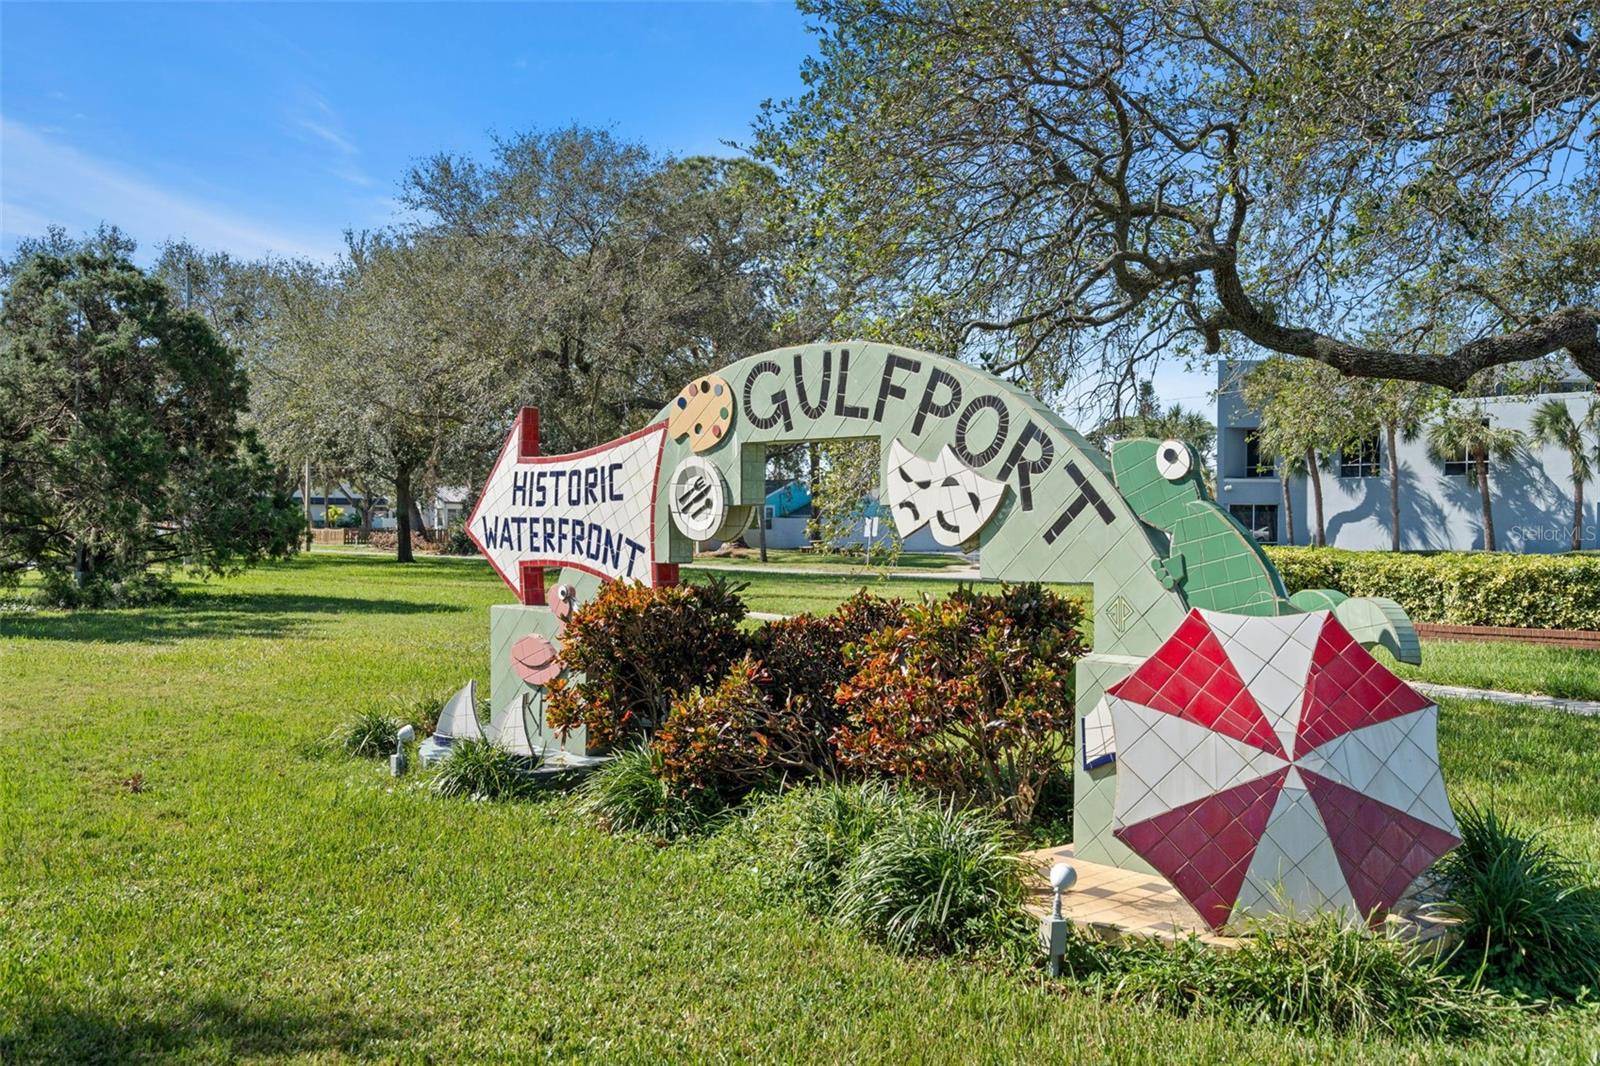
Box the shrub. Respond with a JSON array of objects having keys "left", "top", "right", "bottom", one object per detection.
[
  {"left": 1436, "top": 804, "right": 1600, "bottom": 1000},
  {"left": 429, "top": 738, "right": 541, "bottom": 800},
  {"left": 747, "top": 591, "right": 904, "bottom": 777},
  {"left": 744, "top": 782, "right": 921, "bottom": 914},
  {"left": 576, "top": 745, "right": 727, "bottom": 839},
  {"left": 545, "top": 576, "right": 749, "bottom": 747},
  {"left": 366, "top": 530, "right": 439, "bottom": 555},
  {"left": 1064, "top": 916, "right": 1503, "bottom": 1038},
  {"left": 334, "top": 707, "right": 408, "bottom": 758},
  {"left": 651, "top": 593, "right": 908, "bottom": 804},
  {"left": 834, "top": 583, "right": 1086, "bottom": 826},
  {"left": 654, "top": 657, "right": 778, "bottom": 798},
  {"left": 35, "top": 568, "right": 178, "bottom": 609},
  {"left": 832, "top": 798, "right": 1022, "bottom": 955},
  {"left": 1265, "top": 547, "right": 1600, "bottom": 631},
  {"left": 439, "top": 519, "right": 477, "bottom": 556}
]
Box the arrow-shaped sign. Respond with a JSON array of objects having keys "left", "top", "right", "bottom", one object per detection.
[{"left": 467, "top": 408, "right": 671, "bottom": 603}]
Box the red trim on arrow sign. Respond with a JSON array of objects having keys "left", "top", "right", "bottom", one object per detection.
[{"left": 465, "top": 413, "right": 671, "bottom": 603}]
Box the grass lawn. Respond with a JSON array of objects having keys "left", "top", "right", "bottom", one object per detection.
[
  {"left": 693, "top": 548, "right": 976, "bottom": 571},
  {"left": 1379, "top": 642, "right": 1600, "bottom": 703},
  {"left": 683, "top": 564, "right": 1091, "bottom": 620},
  {"left": 3, "top": 553, "right": 1598, "bottom": 1063}
]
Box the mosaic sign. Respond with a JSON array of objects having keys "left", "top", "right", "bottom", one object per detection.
[
  {"left": 468, "top": 409, "right": 670, "bottom": 593},
  {"left": 1101, "top": 609, "right": 1457, "bottom": 928},
  {"left": 468, "top": 342, "right": 1449, "bottom": 929}
]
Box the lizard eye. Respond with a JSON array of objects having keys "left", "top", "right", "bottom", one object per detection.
[{"left": 1156, "top": 439, "right": 1192, "bottom": 481}]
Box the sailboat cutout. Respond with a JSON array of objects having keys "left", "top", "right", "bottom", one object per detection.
[
  {"left": 419, "top": 680, "right": 486, "bottom": 765},
  {"left": 488, "top": 691, "right": 539, "bottom": 758}
]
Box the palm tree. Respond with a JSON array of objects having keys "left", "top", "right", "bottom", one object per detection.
[
  {"left": 1241, "top": 357, "right": 1351, "bottom": 548},
  {"left": 1530, "top": 397, "right": 1598, "bottom": 552},
  {"left": 1270, "top": 445, "right": 1307, "bottom": 547},
  {"left": 1366, "top": 379, "right": 1440, "bottom": 551},
  {"left": 1426, "top": 404, "right": 1526, "bottom": 551},
  {"left": 1302, "top": 444, "right": 1330, "bottom": 547},
  {"left": 1093, "top": 381, "right": 1217, "bottom": 465}
]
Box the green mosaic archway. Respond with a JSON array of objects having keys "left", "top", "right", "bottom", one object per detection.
[{"left": 475, "top": 342, "right": 1405, "bottom": 871}]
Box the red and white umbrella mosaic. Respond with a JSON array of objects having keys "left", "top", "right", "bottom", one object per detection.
[{"left": 1095, "top": 609, "right": 1460, "bottom": 931}]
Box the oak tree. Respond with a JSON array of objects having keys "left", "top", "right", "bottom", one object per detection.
[{"left": 756, "top": 1, "right": 1600, "bottom": 394}]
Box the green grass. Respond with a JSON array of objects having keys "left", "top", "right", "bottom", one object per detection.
[
  {"left": 687, "top": 563, "right": 1600, "bottom": 703},
  {"left": 321, "top": 548, "right": 1600, "bottom": 703},
  {"left": 694, "top": 548, "right": 977, "bottom": 571},
  {"left": 3, "top": 553, "right": 1599, "bottom": 1062},
  {"left": 1380, "top": 641, "right": 1600, "bottom": 703},
  {"left": 683, "top": 565, "right": 1091, "bottom": 620}
]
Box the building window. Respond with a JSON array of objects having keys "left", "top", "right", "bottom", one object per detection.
[
  {"left": 1230, "top": 504, "right": 1280, "bottom": 544},
  {"left": 1242, "top": 430, "right": 1273, "bottom": 478},
  {"left": 1443, "top": 450, "right": 1486, "bottom": 478},
  {"left": 1340, "top": 437, "right": 1380, "bottom": 478}
]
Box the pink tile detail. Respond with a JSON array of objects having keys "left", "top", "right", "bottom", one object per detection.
[
  {"left": 1300, "top": 768, "right": 1460, "bottom": 923},
  {"left": 1107, "top": 611, "right": 1286, "bottom": 757},
  {"left": 1114, "top": 767, "right": 1288, "bottom": 930},
  {"left": 1294, "top": 617, "right": 1433, "bottom": 758},
  {"left": 510, "top": 633, "right": 562, "bottom": 684}
]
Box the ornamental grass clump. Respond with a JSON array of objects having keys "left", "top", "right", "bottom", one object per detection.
[
  {"left": 429, "top": 738, "right": 541, "bottom": 801},
  {"left": 831, "top": 798, "right": 1022, "bottom": 955},
  {"left": 1437, "top": 804, "right": 1600, "bottom": 1001},
  {"left": 334, "top": 707, "right": 408, "bottom": 759},
  {"left": 1064, "top": 916, "right": 1504, "bottom": 1039},
  {"left": 744, "top": 782, "right": 922, "bottom": 914},
  {"left": 577, "top": 745, "right": 727, "bottom": 840}
]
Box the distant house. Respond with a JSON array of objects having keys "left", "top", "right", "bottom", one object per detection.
[
  {"left": 1216, "top": 360, "right": 1596, "bottom": 552},
  {"left": 750, "top": 478, "right": 955, "bottom": 553},
  {"left": 289, "top": 484, "right": 374, "bottom": 528},
  {"left": 291, "top": 484, "right": 469, "bottom": 532}
]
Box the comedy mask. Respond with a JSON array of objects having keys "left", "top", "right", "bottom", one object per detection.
[{"left": 885, "top": 441, "right": 1005, "bottom": 547}]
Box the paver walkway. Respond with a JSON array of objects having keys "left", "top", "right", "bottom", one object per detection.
[{"left": 1409, "top": 681, "right": 1600, "bottom": 717}]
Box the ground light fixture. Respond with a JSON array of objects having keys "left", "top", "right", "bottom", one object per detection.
[
  {"left": 391, "top": 724, "right": 416, "bottom": 777},
  {"left": 1042, "top": 862, "right": 1077, "bottom": 976}
]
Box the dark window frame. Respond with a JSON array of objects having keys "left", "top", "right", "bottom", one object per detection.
[
  {"left": 1443, "top": 451, "right": 1486, "bottom": 478},
  {"left": 1229, "top": 503, "right": 1280, "bottom": 545},
  {"left": 1241, "top": 429, "right": 1274, "bottom": 478},
  {"left": 1339, "top": 436, "right": 1381, "bottom": 478}
]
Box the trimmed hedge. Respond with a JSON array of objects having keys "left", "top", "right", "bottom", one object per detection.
[{"left": 1264, "top": 547, "right": 1600, "bottom": 631}]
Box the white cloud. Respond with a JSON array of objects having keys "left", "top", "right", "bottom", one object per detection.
[
  {"left": 288, "top": 92, "right": 371, "bottom": 188},
  {"left": 0, "top": 116, "right": 344, "bottom": 263}
]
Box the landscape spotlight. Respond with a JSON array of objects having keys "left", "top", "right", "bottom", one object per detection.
[
  {"left": 1042, "top": 861, "right": 1077, "bottom": 978},
  {"left": 1048, "top": 862, "right": 1077, "bottom": 919},
  {"left": 391, "top": 724, "right": 416, "bottom": 777}
]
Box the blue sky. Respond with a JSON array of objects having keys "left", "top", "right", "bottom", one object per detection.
[
  {"left": 1, "top": 0, "right": 1217, "bottom": 408},
  {"left": 2, "top": 1, "right": 815, "bottom": 262}
]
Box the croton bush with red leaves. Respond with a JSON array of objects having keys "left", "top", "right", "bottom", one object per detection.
[
  {"left": 550, "top": 576, "right": 1086, "bottom": 827},
  {"left": 746, "top": 591, "right": 907, "bottom": 777},
  {"left": 545, "top": 575, "right": 748, "bottom": 747},
  {"left": 653, "top": 656, "right": 778, "bottom": 797},
  {"left": 834, "top": 583, "right": 1086, "bottom": 827}
]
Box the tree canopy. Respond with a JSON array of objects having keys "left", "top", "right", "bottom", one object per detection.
[
  {"left": 401, "top": 127, "right": 802, "bottom": 452},
  {"left": 0, "top": 237, "right": 303, "bottom": 604},
  {"left": 241, "top": 128, "right": 802, "bottom": 561},
  {"left": 755, "top": 0, "right": 1600, "bottom": 402}
]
